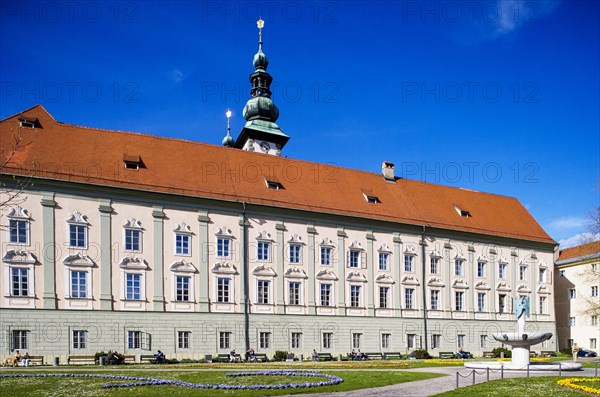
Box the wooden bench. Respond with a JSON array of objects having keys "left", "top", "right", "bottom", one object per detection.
[
  {"left": 316, "top": 352, "right": 333, "bottom": 361},
  {"left": 27, "top": 355, "right": 44, "bottom": 365},
  {"left": 439, "top": 352, "right": 456, "bottom": 359},
  {"left": 530, "top": 351, "right": 538, "bottom": 358},
  {"left": 68, "top": 355, "right": 96, "bottom": 365},
  {"left": 364, "top": 352, "right": 384, "bottom": 360},
  {"left": 123, "top": 354, "right": 135, "bottom": 363},
  {"left": 482, "top": 351, "right": 495, "bottom": 358},
  {"left": 541, "top": 350, "right": 557, "bottom": 357},
  {"left": 383, "top": 352, "right": 403, "bottom": 360},
  {"left": 140, "top": 354, "right": 156, "bottom": 363},
  {"left": 254, "top": 353, "right": 268, "bottom": 362},
  {"left": 217, "top": 353, "right": 241, "bottom": 363}
]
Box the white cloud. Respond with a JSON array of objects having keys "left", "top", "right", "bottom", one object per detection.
[
  {"left": 548, "top": 216, "right": 586, "bottom": 231},
  {"left": 559, "top": 233, "right": 600, "bottom": 249},
  {"left": 168, "top": 69, "right": 184, "bottom": 83}
]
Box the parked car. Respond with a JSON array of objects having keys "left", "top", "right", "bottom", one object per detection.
[
  {"left": 577, "top": 349, "right": 598, "bottom": 357},
  {"left": 455, "top": 351, "right": 473, "bottom": 359}
]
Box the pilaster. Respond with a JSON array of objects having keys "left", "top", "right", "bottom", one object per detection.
[
  {"left": 40, "top": 192, "right": 57, "bottom": 309},
  {"left": 152, "top": 206, "right": 165, "bottom": 311},
  {"left": 275, "top": 221, "right": 286, "bottom": 314},
  {"left": 336, "top": 228, "right": 347, "bottom": 315},
  {"left": 306, "top": 225, "right": 317, "bottom": 314},
  {"left": 393, "top": 234, "right": 402, "bottom": 317},
  {"left": 366, "top": 231, "right": 375, "bottom": 316},
  {"left": 98, "top": 199, "right": 113, "bottom": 310},
  {"left": 198, "top": 210, "right": 211, "bottom": 312}
]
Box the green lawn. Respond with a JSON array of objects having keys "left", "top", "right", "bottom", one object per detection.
[
  {"left": 0, "top": 368, "right": 443, "bottom": 397},
  {"left": 433, "top": 376, "right": 589, "bottom": 397}
]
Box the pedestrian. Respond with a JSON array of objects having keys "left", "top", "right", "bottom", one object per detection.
[{"left": 572, "top": 343, "right": 580, "bottom": 362}]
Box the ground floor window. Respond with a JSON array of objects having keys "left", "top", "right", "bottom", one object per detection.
[
  {"left": 431, "top": 334, "right": 441, "bottom": 349},
  {"left": 323, "top": 333, "right": 333, "bottom": 349},
  {"left": 407, "top": 334, "right": 416, "bottom": 349},
  {"left": 219, "top": 332, "right": 231, "bottom": 349},
  {"left": 352, "top": 333, "right": 362, "bottom": 349},
  {"left": 291, "top": 332, "right": 302, "bottom": 349},
  {"left": 178, "top": 331, "right": 190, "bottom": 349},
  {"left": 12, "top": 330, "right": 28, "bottom": 350},
  {"left": 480, "top": 335, "right": 488, "bottom": 349},
  {"left": 128, "top": 331, "right": 141, "bottom": 349},
  {"left": 72, "top": 330, "right": 87, "bottom": 349},
  {"left": 457, "top": 334, "right": 465, "bottom": 349},
  {"left": 381, "top": 333, "right": 391, "bottom": 349},
  {"left": 259, "top": 332, "right": 271, "bottom": 349}
]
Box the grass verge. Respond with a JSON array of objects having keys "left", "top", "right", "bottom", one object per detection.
[{"left": 433, "top": 376, "right": 587, "bottom": 397}]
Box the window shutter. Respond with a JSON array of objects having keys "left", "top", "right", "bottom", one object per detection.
[
  {"left": 346, "top": 251, "right": 350, "bottom": 267},
  {"left": 361, "top": 252, "right": 367, "bottom": 269},
  {"left": 142, "top": 332, "right": 151, "bottom": 351}
]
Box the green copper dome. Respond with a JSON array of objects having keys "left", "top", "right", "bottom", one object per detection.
[
  {"left": 222, "top": 131, "right": 235, "bottom": 147},
  {"left": 243, "top": 96, "right": 279, "bottom": 122},
  {"left": 253, "top": 48, "right": 269, "bottom": 70}
]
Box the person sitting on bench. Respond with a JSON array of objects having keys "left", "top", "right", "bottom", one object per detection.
[
  {"left": 246, "top": 348, "right": 257, "bottom": 362},
  {"left": 154, "top": 350, "right": 165, "bottom": 364}
]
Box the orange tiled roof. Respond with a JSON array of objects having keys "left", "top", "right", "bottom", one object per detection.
[
  {"left": 0, "top": 105, "right": 555, "bottom": 244},
  {"left": 558, "top": 241, "right": 600, "bottom": 262}
]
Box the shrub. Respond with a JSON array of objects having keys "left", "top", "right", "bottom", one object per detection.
[
  {"left": 272, "top": 350, "right": 288, "bottom": 362},
  {"left": 412, "top": 349, "right": 432, "bottom": 359},
  {"left": 492, "top": 347, "right": 511, "bottom": 358}
]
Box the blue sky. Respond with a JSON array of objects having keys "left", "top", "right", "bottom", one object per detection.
[{"left": 1, "top": 0, "right": 598, "bottom": 247}]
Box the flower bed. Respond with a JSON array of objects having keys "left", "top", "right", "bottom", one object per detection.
[
  {"left": 557, "top": 377, "right": 600, "bottom": 396},
  {"left": 0, "top": 370, "right": 343, "bottom": 390}
]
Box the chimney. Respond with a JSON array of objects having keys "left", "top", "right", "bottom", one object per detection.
[{"left": 382, "top": 161, "right": 395, "bottom": 182}]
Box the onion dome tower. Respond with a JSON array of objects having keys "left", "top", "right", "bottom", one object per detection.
[
  {"left": 222, "top": 109, "right": 235, "bottom": 147},
  {"left": 234, "top": 19, "right": 289, "bottom": 156}
]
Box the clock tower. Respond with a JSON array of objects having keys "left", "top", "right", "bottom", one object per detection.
[{"left": 231, "top": 19, "right": 289, "bottom": 156}]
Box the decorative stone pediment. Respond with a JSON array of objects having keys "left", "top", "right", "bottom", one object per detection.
[
  {"left": 430, "top": 250, "right": 442, "bottom": 258},
  {"left": 404, "top": 245, "right": 417, "bottom": 255},
  {"left": 118, "top": 257, "right": 148, "bottom": 270},
  {"left": 401, "top": 275, "right": 420, "bottom": 286},
  {"left": 475, "top": 281, "right": 490, "bottom": 290},
  {"left": 7, "top": 206, "right": 30, "bottom": 219},
  {"left": 211, "top": 262, "right": 238, "bottom": 274},
  {"left": 284, "top": 267, "right": 307, "bottom": 279},
  {"left": 346, "top": 271, "right": 367, "bottom": 283},
  {"left": 287, "top": 234, "right": 304, "bottom": 244},
  {"left": 538, "top": 261, "right": 548, "bottom": 269},
  {"left": 123, "top": 218, "right": 143, "bottom": 229},
  {"left": 316, "top": 269, "right": 338, "bottom": 281},
  {"left": 498, "top": 256, "right": 508, "bottom": 264},
  {"left": 348, "top": 241, "right": 363, "bottom": 250},
  {"left": 215, "top": 226, "right": 233, "bottom": 237},
  {"left": 496, "top": 282, "right": 512, "bottom": 292},
  {"left": 67, "top": 211, "right": 89, "bottom": 224},
  {"left": 3, "top": 250, "right": 36, "bottom": 264},
  {"left": 63, "top": 253, "right": 94, "bottom": 267},
  {"left": 174, "top": 222, "right": 192, "bottom": 234},
  {"left": 320, "top": 237, "right": 335, "bottom": 247},
  {"left": 256, "top": 231, "right": 273, "bottom": 241},
  {"left": 517, "top": 284, "right": 531, "bottom": 293},
  {"left": 537, "top": 285, "right": 551, "bottom": 295},
  {"left": 170, "top": 260, "right": 197, "bottom": 273},
  {"left": 378, "top": 243, "right": 392, "bottom": 253},
  {"left": 455, "top": 253, "right": 466, "bottom": 260},
  {"left": 375, "top": 274, "right": 395, "bottom": 284},
  {"left": 427, "top": 277, "right": 445, "bottom": 287},
  {"left": 477, "top": 255, "right": 488, "bottom": 262},
  {"left": 452, "top": 279, "right": 469, "bottom": 289},
  {"left": 252, "top": 265, "right": 276, "bottom": 277}
]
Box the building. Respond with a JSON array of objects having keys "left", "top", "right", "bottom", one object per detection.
[
  {"left": 555, "top": 241, "right": 600, "bottom": 354},
  {"left": 0, "top": 21, "right": 557, "bottom": 362}
]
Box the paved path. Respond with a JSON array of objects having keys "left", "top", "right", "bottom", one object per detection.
[{"left": 287, "top": 365, "right": 599, "bottom": 397}]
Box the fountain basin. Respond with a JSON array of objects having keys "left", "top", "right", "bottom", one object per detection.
[
  {"left": 464, "top": 361, "right": 583, "bottom": 371},
  {"left": 492, "top": 332, "right": 553, "bottom": 347}
]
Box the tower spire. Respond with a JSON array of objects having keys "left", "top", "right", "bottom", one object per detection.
[{"left": 222, "top": 109, "right": 234, "bottom": 147}]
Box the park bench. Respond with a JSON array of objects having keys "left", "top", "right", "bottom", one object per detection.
[
  {"left": 123, "top": 354, "right": 136, "bottom": 363},
  {"left": 530, "top": 351, "right": 538, "bottom": 358},
  {"left": 482, "top": 351, "right": 495, "bottom": 358},
  {"left": 67, "top": 355, "right": 96, "bottom": 365},
  {"left": 217, "top": 353, "right": 241, "bottom": 363},
  {"left": 439, "top": 352, "right": 455, "bottom": 359},
  {"left": 27, "top": 355, "right": 44, "bottom": 365},
  {"left": 364, "top": 352, "right": 384, "bottom": 360},
  {"left": 541, "top": 351, "right": 557, "bottom": 357},
  {"left": 383, "top": 352, "right": 403, "bottom": 360},
  {"left": 254, "top": 353, "right": 268, "bottom": 362},
  {"left": 316, "top": 352, "right": 333, "bottom": 361},
  {"left": 140, "top": 354, "right": 160, "bottom": 363}
]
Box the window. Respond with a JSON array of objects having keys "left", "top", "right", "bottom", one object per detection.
[
  {"left": 498, "top": 294, "right": 507, "bottom": 313},
  {"left": 126, "top": 273, "right": 141, "bottom": 300},
  {"left": 259, "top": 332, "right": 271, "bottom": 349},
  {"left": 539, "top": 268, "right": 547, "bottom": 283},
  {"left": 217, "top": 278, "right": 231, "bottom": 303},
  {"left": 569, "top": 316, "right": 576, "bottom": 327},
  {"left": 71, "top": 270, "right": 87, "bottom": 298},
  {"left": 379, "top": 253, "right": 390, "bottom": 271},
  {"left": 407, "top": 334, "right": 416, "bottom": 349},
  {"left": 365, "top": 195, "right": 379, "bottom": 204},
  {"left": 457, "top": 334, "right": 465, "bottom": 349},
  {"left": 539, "top": 296, "right": 547, "bottom": 314},
  {"left": 455, "top": 259, "right": 464, "bottom": 276},
  {"left": 477, "top": 261, "right": 486, "bottom": 278},
  {"left": 12, "top": 330, "right": 28, "bottom": 350},
  {"left": 431, "top": 334, "right": 441, "bottom": 349},
  {"left": 257, "top": 280, "right": 270, "bottom": 304},
  {"left": 176, "top": 275, "right": 190, "bottom": 302},
  {"left": 73, "top": 330, "right": 87, "bottom": 349},
  {"left": 592, "top": 315, "right": 598, "bottom": 326},
  {"left": 69, "top": 224, "right": 87, "bottom": 248},
  {"left": 178, "top": 331, "right": 190, "bottom": 349},
  {"left": 291, "top": 332, "right": 302, "bottom": 349},
  {"left": 289, "top": 282, "right": 301, "bottom": 305},
  {"left": 320, "top": 247, "right": 333, "bottom": 265},
  {"left": 220, "top": 332, "right": 231, "bottom": 349},
  {"left": 257, "top": 241, "right": 270, "bottom": 261},
  {"left": 352, "top": 333, "right": 362, "bottom": 349},
  {"left": 125, "top": 229, "right": 141, "bottom": 252},
  {"left": 591, "top": 339, "right": 597, "bottom": 349},
  {"left": 405, "top": 288, "right": 415, "bottom": 309},
  {"left": 323, "top": 333, "right": 333, "bottom": 349},
  {"left": 592, "top": 286, "right": 598, "bottom": 297},
  {"left": 266, "top": 180, "right": 282, "bottom": 190},
  {"left": 455, "top": 291, "right": 464, "bottom": 311},
  {"left": 289, "top": 244, "right": 301, "bottom": 263},
  {"left": 11, "top": 268, "right": 29, "bottom": 296},
  {"left": 480, "top": 335, "right": 488, "bottom": 349},
  {"left": 430, "top": 290, "right": 440, "bottom": 310},
  {"left": 519, "top": 265, "right": 527, "bottom": 281},
  {"left": 477, "top": 292, "right": 486, "bottom": 312},
  {"left": 569, "top": 289, "right": 576, "bottom": 299},
  {"left": 348, "top": 250, "right": 360, "bottom": 268},
  {"left": 350, "top": 285, "right": 361, "bottom": 307},
  {"left": 498, "top": 263, "right": 507, "bottom": 279},
  {"left": 430, "top": 257, "right": 440, "bottom": 274},
  {"left": 175, "top": 234, "right": 190, "bottom": 255},
  {"left": 379, "top": 286, "right": 390, "bottom": 308},
  {"left": 593, "top": 264, "right": 598, "bottom": 271},
  {"left": 9, "top": 219, "right": 28, "bottom": 244},
  {"left": 320, "top": 283, "right": 332, "bottom": 306},
  {"left": 404, "top": 255, "right": 415, "bottom": 272},
  {"left": 128, "top": 331, "right": 141, "bottom": 349},
  {"left": 217, "top": 237, "right": 231, "bottom": 258},
  {"left": 381, "top": 333, "right": 391, "bottom": 349},
  {"left": 560, "top": 270, "right": 565, "bottom": 277}
]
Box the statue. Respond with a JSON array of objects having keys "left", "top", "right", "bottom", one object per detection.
[{"left": 514, "top": 296, "right": 530, "bottom": 337}]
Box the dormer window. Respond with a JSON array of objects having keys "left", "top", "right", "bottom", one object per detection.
[
  {"left": 366, "top": 195, "right": 379, "bottom": 204},
  {"left": 18, "top": 118, "right": 38, "bottom": 128},
  {"left": 362, "top": 189, "right": 380, "bottom": 204},
  {"left": 265, "top": 180, "right": 282, "bottom": 190},
  {"left": 455, "top": 206, "right": 471, "bottom": 218},
  {"left": 123, "top": 155, "right": 142, "bottom": 169}
]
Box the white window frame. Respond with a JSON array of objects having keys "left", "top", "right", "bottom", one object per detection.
[
  {"left": 12, "top": 330, "right": 28, "bottom": 350},
  {"left": 288, "top": 244, "right": 302, "bottom": 264},
  {"left": 123, "top": 219, "right": 143, "bottom": 253},
  {"left": 381, "top": 333, "right": 391, "bottom": 349},
  {"left": 379, "top": 252, "right": 390, "bottom": 271},
  {"left": 498, "top": 293, "right": 507, "bottom": 313},
  {"left": 477, "top": 261, "right": 486, "bottom": 278},
  {"left": 352, "top": 333, "right": 362, "bottom": 349},
  {"left": 404, "top": 288, "right": 415, "bottom": 309},
  {"left": 219, "top": 331, "right": 231, "bottom": 349},
  {"left": 291, "top": 332, "right": 302, "bottom": 349},
  {"left": 72, "top": 330, "right": 87, "bottom": 349},
  {"left": 348, "top": 250, "right": 360, "bottom": 268},
  {"left": 319, "top": 283, "right": 332, "bottom": 306},
  {"left": 322, "top": 332, "right": 333, "bottom": 349},
  {"left": 539, "top": 268, "right": 547, "bottom": 283},
  {"left": 480, "top": 335, "right": 488, "bottom": 349},
  {"left": 217, "top": 237, "right": 232, "bottom": 259},
  {"left": 170, "top": 260, "right": 197, "bottom": 303},
  {"left": 592, "top": 286, "right": 598, "bottom": 297},
  {"left": 69, "top": 224, "right": 87, "bottom": 249},
  {"left": 349, "top": 285, "right": 362, "bottom": 308},
  {"left": 539, "top": 296, "right": 548, "bottom": 315},
  {"left": 569, "top": 289, "right": 576, "bottom": 299},
  {"left": 430, "top": 289, "right": 440, "bottom": 310},
  {"left": 379, "top": 286, "right": 390, "bottom": 308},
  {"left": 288, "top": 281, "right": 302, "bottom": 305},
  {"left": 320, "top": 246, "right": 333, "bottom": 266},
  {"left": 216, "top": 277, "right": 232, "bottom": 303},
  {"left": 498, "top": 262, "right": 507, "bottom": 279},
  {"left": 457, "top": 334, "right": 465, "bottom": 349},
  {"left": 257, "top": 241, "right": 271, "bottom": 262},
  {"left": 455, "top": 259, "right": 464, "bottom": 276},
  {"left": 175, "top": 233, "right": 191, "bottom": 256},
  {"left": 477, "top": 292, "right": 486, "bottom": 312},
  {"left": 178, "top": 330, "right": 190, "bottom": 349},
  {"left": 259, "top": 332, "right": 271, "bottom": 349},
  {"left": 10, "top": 266, "right": 30, "bottom": 297},
  {"left": 256, "top": 279, "right": 271, "bottom": 304},
  {"left": 431, "top": 334, "right": 441, "bottom": 349},
  {"left": 404, "top": 254, "right": 415, "bottom": 272},
  {"left": 7, "top": 206, "right": 31, "bottom": 245},
  {"left": 455, "top": 290, "right": 465, "bottom": 311},
  {"left": 407, "top": 334, "right": 416, "bottom": 349},
  {"left": 569, "top": 316, "right": 575, "bottom": 327},
  {"left": 519, "top": 264, "right": 527, "bottom": 281},
  {"left": 63, "top": 254, "right": 94, "bottom": 300},
  {"left": 430, "top": 256, "right": 440, "bottom": 274},
  {"left": 119, "top": 257, "right": 148, "bottom": 303}
]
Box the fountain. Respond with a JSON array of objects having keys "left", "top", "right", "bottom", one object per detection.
[{"left": 465, "top": 296, "right": 582, "bottom": 371}]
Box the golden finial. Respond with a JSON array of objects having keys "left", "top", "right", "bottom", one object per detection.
[
  {"left": 226, "top": 109, "right": 232, "bottom": 131},
  {"left": 257, "top": 18, "right": 264, "bottom": 49}
]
